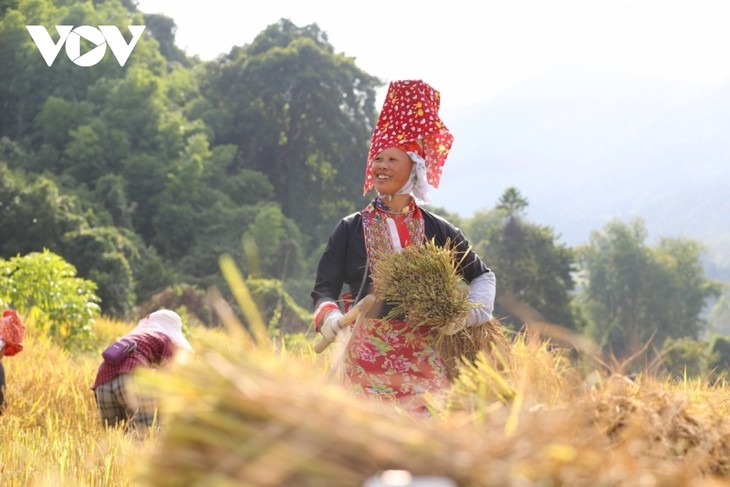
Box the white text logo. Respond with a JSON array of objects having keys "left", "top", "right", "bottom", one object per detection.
[{"left": 26, "top": 25, "right": 146, "bottom": 67}]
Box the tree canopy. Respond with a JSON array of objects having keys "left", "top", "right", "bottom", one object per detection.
[
  {"left": 467, "top": 187, "right": 581, "bottom": 332},
  {"left": 577, "top": 218, "right": 721, "bottom": 361},
  {"left": 0, "top": 0, "right": 722, "bottom": 365},
  {"left": 0, "top": 1, "right": 380, "bottom": 324}
]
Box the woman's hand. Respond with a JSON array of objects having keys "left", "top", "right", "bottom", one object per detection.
[{"left": 321, "top": 309, "right": 344, "bottom": 342}]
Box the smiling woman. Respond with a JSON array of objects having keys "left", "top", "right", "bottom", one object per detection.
[
  {"left": 310, "top": 79, "right": 498, "bottom": 415},
  {"left": 370, "top": 147, "right": 413, "bottom": 197}
]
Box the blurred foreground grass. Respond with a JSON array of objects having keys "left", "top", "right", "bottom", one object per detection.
[{"left": 2, "top": 313, "right": 730, "bottom": 486}]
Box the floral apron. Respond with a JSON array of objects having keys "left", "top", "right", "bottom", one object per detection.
[{"left": 342, "top": 199, "right": 449, "bottom": 413}]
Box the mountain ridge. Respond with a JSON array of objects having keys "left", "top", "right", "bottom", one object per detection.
[{"left": 432, "top": 70, "right": 730, "bottom": 250}]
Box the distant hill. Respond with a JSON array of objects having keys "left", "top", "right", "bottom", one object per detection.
[{"left": 433, "top": 70, "right": 730, "bottom": 255}]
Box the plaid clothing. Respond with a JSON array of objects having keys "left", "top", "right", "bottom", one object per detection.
[
  {"left": 91, "top": 331, "right": 176, "bottom": 432},
  {"left": 94, "top": 373, "right": 158, "bottom": 432},
  {"left": 91, "top": 331, "right": 176, "bottom": 390}
]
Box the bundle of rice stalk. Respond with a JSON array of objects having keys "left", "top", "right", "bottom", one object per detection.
[
  {"left": 138, "top": 350, "right": 719, "bottom": 487},
  {"left": 139, "top": 350, "right": 469, "bottom": 487},
  {"left": 437, "top": 318, "right": 513, "bottom": 381},
  {"left": 371, "top": 238, "right": 471, "bottom": 330},
  {"left": 371, "top": 238, "right": 511, "bottom": 379}
]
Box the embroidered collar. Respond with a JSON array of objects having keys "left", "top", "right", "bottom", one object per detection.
[{"left": 361, "top": 197, "right": 425, "bottom": 269}]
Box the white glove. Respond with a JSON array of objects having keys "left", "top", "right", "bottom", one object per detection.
[
  {"left": 321, "top": 309, "right": 344, "bottom": 342},
  {"left": 444, "top": 272, "right": 496, "bottom": 335}
]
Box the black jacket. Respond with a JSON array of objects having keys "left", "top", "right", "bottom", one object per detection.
[{"left": 311, "top": 207, "right": 492, "bottom": 312}]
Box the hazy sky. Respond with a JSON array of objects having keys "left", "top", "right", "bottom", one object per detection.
[{"left": 136, "top": 0, "right": 730, "bottom": 108}]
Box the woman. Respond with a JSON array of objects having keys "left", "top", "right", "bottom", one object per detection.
[
  {"left": 91, "top": 309, "right": 193, "bottom": 434},
  {"left": 312, "top": 80, "right": 496, "bottom": 413}
]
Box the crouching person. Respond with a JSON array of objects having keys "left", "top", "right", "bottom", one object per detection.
[{"left": 91, "top": 309, "right": 193, "bottom": 435}]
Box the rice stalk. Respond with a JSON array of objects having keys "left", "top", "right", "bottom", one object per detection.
[
  {"left": 371, "top": 238, "right": 471, "bottom": 331},
  {"left": 138, "top": 342, "right": 730, "bottom": 487},
  {"left": 436, "top": 318, "right": 513, "bottom": 380},
  {"left": 371, "top": 239, "right": 512, "bottom": 379}
]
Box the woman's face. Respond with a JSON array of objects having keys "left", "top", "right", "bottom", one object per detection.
[{"left": 371, "top": 147, "right": 413, "bottom": 196}]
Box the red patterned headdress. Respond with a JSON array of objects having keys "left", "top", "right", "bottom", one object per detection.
[{"left": 363, "top": 79, "right": 454, "bottom": 195}]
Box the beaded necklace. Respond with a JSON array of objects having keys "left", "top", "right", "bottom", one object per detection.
[{"left": 361, "top": 197, "right": 425, "bottom": 270}]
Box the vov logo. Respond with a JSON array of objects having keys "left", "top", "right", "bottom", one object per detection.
[{"left": 26, "top": 25, "right": 146, "bottom": 67}]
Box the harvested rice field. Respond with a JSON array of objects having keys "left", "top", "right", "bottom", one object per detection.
[{"left": 3, "top": 312, "right": 730, "bottom": 487}]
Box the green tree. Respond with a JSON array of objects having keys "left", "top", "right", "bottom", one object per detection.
[
  {"left": 244, "top": 205, "right": 306, "bottom": 281},
  {"left": 708, "top": 284, "right": 730, "bottom": 335},
  {"left": 142, "top": 12, "right": 191, "bottom": 67},
  {"left": 0, "top": 0, "right": 154, "bottom": 143},
  {"left": 200, "top": 19, "right": 381, "bottom": 246},
  {"left": 496, "top": 186, "right": 529, "bottom": 218},
  {"left": 62, "top": 226, "right": 144, "bottom": 319},
  {"left": 1, "top": 4, "right": 393, "bottom": 317},
  {"left": 91, "top": 173, "right": 135, "bottom": 229},
  {"left": 147, "top": 134, "right": 282, "bottom": 293},
  {"left": 0, "top": 168, "right": 84, "bottom": 256},
  {"left": 32, "top": 96, "right": 94, "bottom": 172},
  {"left": 0, "top": 163, "right": 163, "bottom": 317},
  {"left": 658, "top": 337, "right": 710, "bottom": 379},
  {"left": 577, "top": 218, "right": 720, "bottom": 361},
  {"left": 708, "top": 335, "right": 730, "bottom": 379},
  {"left": 0, "top": 249, "right": 101, "bottom": 349},
  {"left": 467, "top": 187, "right": 580, "bottom": 331}
]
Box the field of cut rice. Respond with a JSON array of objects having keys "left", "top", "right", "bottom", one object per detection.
[{"left": 2, "top": 311, "right": 730, "bottom": 487}]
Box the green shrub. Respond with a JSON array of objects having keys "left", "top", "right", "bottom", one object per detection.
[
  {"left": 658, "top": 337, "right": 710, "bottom": 379},
  {"left": 707, "top": 336, "right": 730, "bottom": 380},
  {"left": 0, "top": 249, "right": 101, "bottom": 349}
]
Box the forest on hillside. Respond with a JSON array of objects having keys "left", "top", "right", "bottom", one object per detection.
[{"left": 1, "top": 0, "right": 729, "bottom": 373}]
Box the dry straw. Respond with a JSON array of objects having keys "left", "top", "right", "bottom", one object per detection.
[
  {"left": 140, "top": 345, "right": 730, "bottom": 487},
  {"left": 371, "top": 238, "right": 471, "bottom": 330},
  {"left": 371, "top": 238, "right": 512, "bottom": 379},
  {"left": 135, "top": 241, "right": 730, "bottom": 486},
  {"left": 437, "top": 318, "right": 513, "bottom": 380}
]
